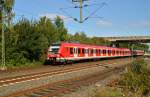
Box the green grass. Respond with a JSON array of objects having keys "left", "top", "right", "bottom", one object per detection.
[
  {"left": 92, "top": 87, "right": 122, "bottom": 97},
  {"left": 0, "top": 60, "right": 43, "bottom": 70},
  {"left": 119, "top": 61, "right": 150, "bottom": 97},
  {"left": 92, "top": 60, "right": 150, "bottom": 97}
]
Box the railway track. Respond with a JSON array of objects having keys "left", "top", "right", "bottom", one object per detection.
[
  {"left": 6, "top": 64, "right": 124, "bottom": 97},
  {"left": 0, "top": 57, "right": 142, "bottom": 97},
  {"left": 0, "top": 59, "right": 131, "bottom": 87},
  {"left": 0, "top": 59, "right": 120, "bottom": 88}
]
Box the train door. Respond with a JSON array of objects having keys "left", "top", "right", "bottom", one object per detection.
[
  {"left": 88, "top": 49, "right": 90, "bottom": 57},
  {"left": 93, "top": 48, "right": 96, "bottom": 57},
  {"left": 109, "top": 49, "right": 112, "bottom": 56},
  {"left": 69, "top": 47, "right": 74, "bottom": 57},
  {"left": 112, "top": 49, "right": 115, "bottom": 56},
  {"left": 74, "top": 47, "right": 77, "bottom": 58},
  {"left": 101, "top": 48, "right": 103, "bottom": 56},
  {"left": 103, "top": 48, "right": 107, "bottom": 56},
  {"left": 85, "top": 48, "right": 88, "bottom": 57},
  {"left": 90, "top": 49, "right": 94, "bottom": 57},
  {"left": 77, "top": 48, "right": 81, "bottom": 57}
]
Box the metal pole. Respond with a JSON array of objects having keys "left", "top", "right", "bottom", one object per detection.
[
  {"left": 1, "top": 1, "right": 6, "bottom": 70},
  {"left": 80, "top": 0, "right": 83, "bottom": 23},
  {"left": 131, "top": 44, "right": 134, "bottom": 62}
]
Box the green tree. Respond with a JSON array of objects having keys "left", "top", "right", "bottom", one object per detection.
[
  {"left": 36, "top": 16, "right": 56, "bottom": 45},
  {"left": 73, "top": 32, "right": 88, "bottom": 43},
  {"left": 55, "top": 16, "right": 68, "bottom": 41},
  {"left": 3, "top": 0, "right": 15, "bottom": 26},
  {"left": 91, "top": 37, "right": 110, "bottom": 46},
  {"left": 4, "top": 18, "right": 50, "bottom": 67}
]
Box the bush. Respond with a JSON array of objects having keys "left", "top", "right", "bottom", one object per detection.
[
  {"left": 92, "top": 87, "right": 122, "bottom": 97},
  {"left": 119, "top": 61, "right": 150, "bottom": 96}
]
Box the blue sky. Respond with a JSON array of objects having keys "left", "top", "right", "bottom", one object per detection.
[{"left": 14, "top": 0, "right": 150, "bottom": 37}]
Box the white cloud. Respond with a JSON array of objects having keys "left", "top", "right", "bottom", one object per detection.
[
  {"left": 129, "top": 20, "right": 150, "bottom": 28},
  {"left": 97, "top": 20, "right": 112, "bottom": 27},
  {"left": 39, "top": 13, "right": 72, "bottom": 22}
]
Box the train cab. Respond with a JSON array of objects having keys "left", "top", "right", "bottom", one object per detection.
[{"left": 47, "top": 43, "right": 61, "bottom": 62}]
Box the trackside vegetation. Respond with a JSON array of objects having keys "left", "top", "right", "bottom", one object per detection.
[
  {"left": 92, "top": 61, "right": 150, "bottom": 97},
  {"left": 0, "top": 17, "right": 149, "bottom": 68}
]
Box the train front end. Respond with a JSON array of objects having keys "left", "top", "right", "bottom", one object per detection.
[{"left": 46, "top": 43, "right": 61, "bottom": 64}]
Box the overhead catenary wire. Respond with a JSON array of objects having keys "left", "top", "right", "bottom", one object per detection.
[
  {"left": 84, "top": 8, "right": 104, "bottom": 21},
  {"left": 60, "top": 0, "right": 109, "bottom": 23},
  {"left": 14, "top": 8, "right": 72, "bottom": 23},
  {"left": 15, "top": 0, "right": 109, "bottom": 23},
  {"left": 65, "top": 0, "right": 79, "bottom": 6},
  {"left": 60, "top": 8, "right": 78, "bottom": 21},
  {"left": 82, "top": 2, "right": 107, "bottom": 22}
]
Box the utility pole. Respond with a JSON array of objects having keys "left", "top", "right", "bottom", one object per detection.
[
  {"left": 72, "top": 0, "right": 84, "bottom": 23},
  {"left": 79, "top": 0, "right": 83, "bottom": 23},
  {"left": 0, "top": 0, "right": 6, "bottom": 70},
  {"left": 130, "top": 43, "right": 134, "bottom": 63}
]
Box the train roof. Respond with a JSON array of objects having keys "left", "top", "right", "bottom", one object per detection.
[{"left": 60, "top": 42, "right": 130, "bottom": 51}]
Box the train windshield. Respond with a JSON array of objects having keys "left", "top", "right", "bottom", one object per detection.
[{"left": 48, "top": 43, "right": 60, "bottom": 54}]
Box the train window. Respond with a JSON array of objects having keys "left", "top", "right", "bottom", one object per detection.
[
  {"left": 96, "top": 49, "right": 98, "bottom": 54},
  {"left": 112, "top": 50, "right": 115, "bottom": 54},
  {"left": 85, "top": 49, "right": 89, "bottom": 53},
  {"left": 74, "top": 48, "right": 77, "bottom": 54},
  {"left": 99, "top": 50, "right": 101, "bottom": 54},
  {"left": 84, "top": 49, "right": 86, "bottom": 53},
  {"left": 108, "top": 50, "right": 110, "bottom": 54},
  {"left": 103, "top": 50, "right": 106, "bottom": 54},
  {"left": 85, "top": 49, "right": 87, "bottom": 53},
  {"left": 82, "top": 49, "right": 85, "bottom": 54},
  {"left": 74, "top": 48, "right": 75, "bottom": 54},
  {"left": 87, "top": 49, "right": 89, "bottom": 53},
  {"left": 108, "top": 50, "right": 111, "bottom": 55},
  {"left": 91, "top": 49, "right": 93, "bottom": 54},
  {"left": 106, "top": 50, "right": 108, "bottom": 54},
  {"left": 50, "top": 48, "right": 59, "bottom": 54},
  {"left": 78, "top": 48, "right": 81, "bottom": 54},
  {"left": 70, "top": 48, "right": 73, "bottom": 54},
  {"left": 117, "top": 51, "right": 119, "bottom": 54},
  {"left": 93, "top": 49, "right": 96, "bottom": 54}
]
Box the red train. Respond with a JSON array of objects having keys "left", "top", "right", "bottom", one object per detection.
[{"left": 46, "top": 42, "right": 144, "bottom": 64}]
